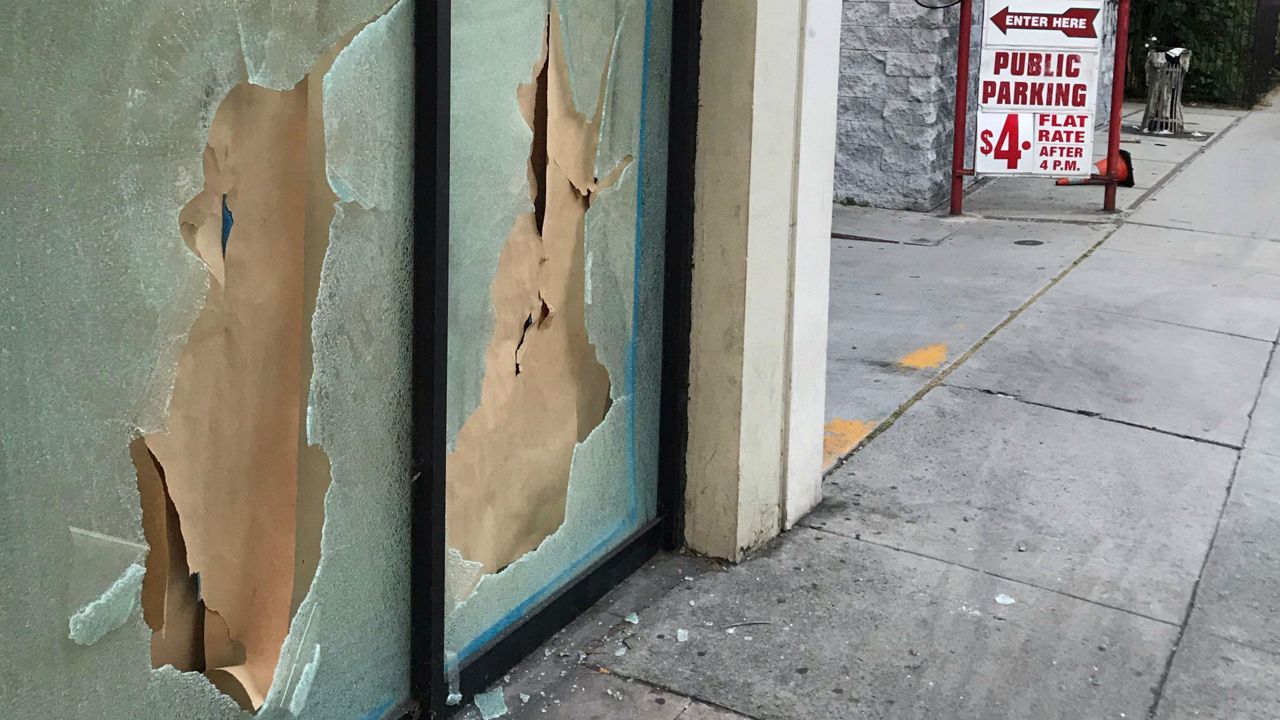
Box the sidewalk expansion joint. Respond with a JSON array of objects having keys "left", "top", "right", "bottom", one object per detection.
[
  {"left": 1194, "top": 628, "right": 1280, "bottom": 661},
  {"left": 1121, "top": 220, "right": 1280, "bottom": 243},
  {"left": 1146, "top": 336, "right": 1277, "bottom": 719},
  {"left": 966, "top": 214, "right": 1119, "bottom": 227},
  {"left": 1144, "top": 450, "right": 1244, "bottom": 720},
  {"left": 941, "top": 383, "right": 1244, "bottom": 451},
  {"left": 1039, "top": 300, "right": 1277, "bottom": 343},
  {"left": 581, "top": 663, "right": 762, "bottom": 720},
  {"left": 1130, "top": 113, "right": 1248, "bottom": 208},
  {"left": 801, "top": 523, "right": 1181, "bottom": 629}
]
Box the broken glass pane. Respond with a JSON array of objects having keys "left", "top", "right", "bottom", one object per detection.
[
  {"left": 1, "top": 1, "right": 412, "bottom": 717},
  {"left": 444, "top": 0, "right": 672, "bottom": 664}
]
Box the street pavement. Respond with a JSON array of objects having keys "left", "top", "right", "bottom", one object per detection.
[{"left": 457, "top": 96, "right": 1280, "bottom": 719}]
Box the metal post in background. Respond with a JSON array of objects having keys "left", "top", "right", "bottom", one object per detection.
[
  {"left": 1103, "top": 0, "right": 1131, "bottom": 211},
  {"left": 950, "top": 0, "right": 975, "bottom": 216}
]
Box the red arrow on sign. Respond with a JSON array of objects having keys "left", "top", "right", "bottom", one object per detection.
[{"left": 990, "top": 6, "right": 1100, "bottom": 39}]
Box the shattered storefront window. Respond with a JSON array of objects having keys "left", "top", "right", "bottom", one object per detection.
[
  {"left": 2, "top": 0, "right": 671, "bottom": 713},
  {"left": 2, "top": 1, "right": 413, "bottom": 717},
  {"left": 444, "top": 0, "right": 671, "bottom": 673}
]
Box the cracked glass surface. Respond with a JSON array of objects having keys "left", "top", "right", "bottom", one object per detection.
[
  {"left": 1, "top": 1, "right": 412, "bottom": 717},
  {"left": 444, "top": 0, "right": 672, "bottom": 664}
]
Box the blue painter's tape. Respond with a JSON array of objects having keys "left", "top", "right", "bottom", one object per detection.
[
  {"left": 625, "top": 0, "right": 656, "bottom": 525},
  {"left": 359, "top": 698, "right": 396, "bottom": 720},
  {"left": 456, "top": 517, "right": 631, "bottom": 661}
]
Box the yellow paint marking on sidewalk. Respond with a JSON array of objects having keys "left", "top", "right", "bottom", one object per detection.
[
  {"left": 823, "top": 418, "right": 877, "bottom": 469},
  {"left": 898, "top": 343, "right": 948, "bottom": 369}
]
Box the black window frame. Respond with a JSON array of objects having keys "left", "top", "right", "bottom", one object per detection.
[{"left": 408, "top": 1, "right": 703, "bottom": 716}]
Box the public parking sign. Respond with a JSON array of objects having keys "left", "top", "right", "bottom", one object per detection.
[{"left": 975, "top": 0, "right": 1104, "bottom": 176}]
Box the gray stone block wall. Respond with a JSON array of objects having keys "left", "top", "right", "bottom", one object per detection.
[
  {"left": 836, "top": 0, "right": 1119, "bottom": 212},
  {"left": 836, "top": 0, "right": 966, "bottom": 210}
]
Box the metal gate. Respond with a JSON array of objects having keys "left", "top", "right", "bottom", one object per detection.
[{"left": 1249, "top": 0, "right": 1280, "bottom": 102}]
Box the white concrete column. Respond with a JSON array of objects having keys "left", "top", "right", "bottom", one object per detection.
[
  {"left": 683, "top": 0, "right": 839, "bottom": 560},
  {"left": 784, "top": 0, "right": 840, "bottom": 528}
]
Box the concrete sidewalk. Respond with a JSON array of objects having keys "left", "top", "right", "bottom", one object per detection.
[
  {"left": 821, "top": 100, "right": 1253, "bottom": 470},
  {"left": 457, "top": 96, "right": 1280, "bottom": 719}
]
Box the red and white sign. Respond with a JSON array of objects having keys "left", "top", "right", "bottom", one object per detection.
[
  {"left": 989, "top": 7, "right": 1100, "bottom": 40},
  {"left": 979, "top": 49, "right": 1099, "bottom": 111},
  {"left": 975, "top": 0, "right": 1104, "bottom": 176}
]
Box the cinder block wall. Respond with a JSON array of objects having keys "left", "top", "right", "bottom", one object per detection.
[{"left": 836, "top": 0, "right": 1119, "bottom": 212}]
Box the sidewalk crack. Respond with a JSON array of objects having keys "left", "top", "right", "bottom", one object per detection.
[
  {"left": 585, "top": 665, "right": 761, "bottom": 720},
  {"left": 941, "top": 383, "right": 1243, "bottom": 451},
  {"left": 1193, "top": 628, "right": 1280, "bottom": 661},
  {"left": 1122, "top": 220, "right": 1280, "bottom": 243},
  {"left": 1038, "top": 299, "right": 1275, "bottom": 343},
  {"left": 804, "top": 524, "right": 1181, "bottom": 628},
  {"left": 1145, "top": 338, "right": 1278, "bottom": 720}
]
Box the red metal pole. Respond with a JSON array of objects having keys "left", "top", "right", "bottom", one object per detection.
[
  {"left": 950, "top": 0, "right": 975, "bottom": 216},
  {"left": 1103, "top": 0, "right": 1132, "bottom": 211}
]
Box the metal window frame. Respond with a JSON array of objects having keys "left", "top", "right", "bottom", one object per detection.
[{"left": 408, "top": 2, "right": 702, "bottom": 716}]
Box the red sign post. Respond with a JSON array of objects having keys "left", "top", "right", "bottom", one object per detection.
[
  {"left": 949, "top": 0, "right": 976, "bottom": 216},
  {"left": 1102, "top": 0, "right": 1132, "bottom": 211}
]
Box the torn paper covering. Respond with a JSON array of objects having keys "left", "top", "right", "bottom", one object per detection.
[
  {"left": 261, "top": 2, "right": 414, "bottom": 717},
  {"left": 140, "top": 72, "right": 332, "bottom": 707}
]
